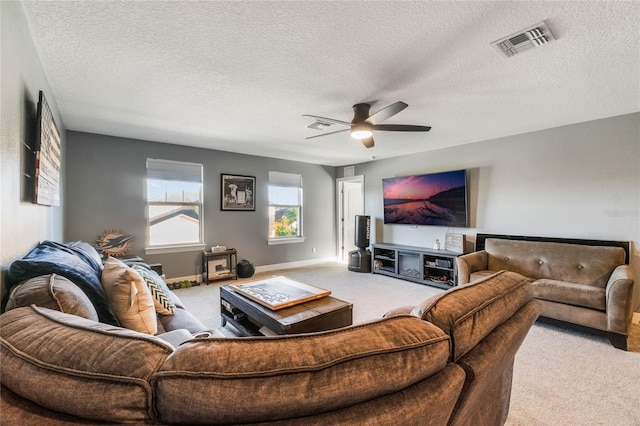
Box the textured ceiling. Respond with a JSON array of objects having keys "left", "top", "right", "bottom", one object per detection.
[{"left": 22, "top": 1, "right": 640, "bottom": 166}]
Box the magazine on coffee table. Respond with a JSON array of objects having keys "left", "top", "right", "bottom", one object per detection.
[{"left": 231, "top": 276, "right": 331, "bottom": 310}]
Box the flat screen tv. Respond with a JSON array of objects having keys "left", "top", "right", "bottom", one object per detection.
[{"left": 382, "top": 169, "right": 469, "bottom": 227}]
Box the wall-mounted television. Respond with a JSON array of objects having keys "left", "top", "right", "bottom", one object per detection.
[{"left": 382, "top": 169, "right": 469, "bottom": 227}]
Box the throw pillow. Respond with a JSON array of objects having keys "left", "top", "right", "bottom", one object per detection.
[
  {"left": 132, "top": 264, "right": 176, "bottom": 316},
  {"left": 101, "top": 257, "right": 157, "bottom": 335},
  {"left": 5, "top": 274, "right": 99, "bottom": 321}
]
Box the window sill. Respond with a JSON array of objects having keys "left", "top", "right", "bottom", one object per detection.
[
  {"left": 145, "top": 243, "right": 206, "bottom": 255},
  {"left": 267, "top": 237, "right": 305, "bottom": 245}
]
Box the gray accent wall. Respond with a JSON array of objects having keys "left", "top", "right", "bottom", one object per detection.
[
  {"left": 1, "top": 1, "right": 65, "bottom": 299},
  {"left": 341, "top": 113, "right": 640, "bottom": 310},
  {"left": 65, "top": 131, "right": 336, "bottom": 279}
]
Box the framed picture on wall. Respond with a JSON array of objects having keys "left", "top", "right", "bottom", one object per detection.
[
  {"left": 221, "top": 174, "right": 255, "bottom": 211},
  {"left": 33, "top": 91, "right": 61, "bottom": 206}
]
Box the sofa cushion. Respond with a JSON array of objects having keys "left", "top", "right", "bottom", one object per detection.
[
  {"left": 469, "top": 270, "right": 498, "bottom": 283},
  {"left": 131, "top": 264, "right": 176, "bottom": 315},
  {"left": 5, "top": 274, "right": 99, "bottom": 321},
  {"left": 532, "top": 279, "right": 606, "bottom": 311},
  {"left": 0, "top": 306, "right": 173, "bottom": 423},
  {"left": 153, "top": 316, "right": 450, "bottom": 424},
  {"left": 411, "top": 270, "right": 533, "bottom": 361},
  {"left": 101, "top": 257, "right": 157, "bottom": 335},
  {"left": 7, "top": 240, "right": 118, "bottom": 325},
  {"left": 484, "top": 239, "right": 625, "bottom": 287},
  {"left": 167, "top": 288, "right": 185, "bottom": 309},
  {"left": 157, "top": 307, "right": 207, "bottom": 334}
]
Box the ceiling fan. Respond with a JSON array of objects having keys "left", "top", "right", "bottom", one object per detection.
[{"left": 303, "top": 101, "right": 431, "bottom": 148}]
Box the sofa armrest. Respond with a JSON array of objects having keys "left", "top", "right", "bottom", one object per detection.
[
  {"left": 382, "top": 305, "right": 415, "bottom": 318},
  {"left": 156, "top": 329, "right": 195, "bottom": 348},
  {"left": 605, "top": 264, "right": 634, "bottom": 335},
  {"left": 456, "top": 251, "right": 488, "bottom": 285}
]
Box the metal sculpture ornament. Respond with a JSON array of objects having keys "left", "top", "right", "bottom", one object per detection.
[{"left": 96, "top": 229, "right": 134, "bottom": 257}]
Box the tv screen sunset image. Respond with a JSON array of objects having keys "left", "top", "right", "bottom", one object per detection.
[{"left": 382, "top": 170, "right": 468, "bottom": 227}]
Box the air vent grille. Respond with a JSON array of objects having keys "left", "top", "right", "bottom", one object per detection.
[
  {"left": 509, "top": 33, "right": 530, "bottom": 45},
  {"left": 491, "top": 21, "right": 555, "bottom": 58},
  {"left": 307, "top": 121, "right": 334, "bottom": 131}
]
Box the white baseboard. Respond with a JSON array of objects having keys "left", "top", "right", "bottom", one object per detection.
[
  {"left": 254, "top": 257, "right": 337, "bottom": 273},
  {"left": 165, "top": 257, "right": 338, "bottom": 284}
]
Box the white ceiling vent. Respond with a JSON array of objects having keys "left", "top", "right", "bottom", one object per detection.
[
  {"left": 307, "top": 120, "right": 335, "bottom": 131},
  {"left": 491, "top": 21, "right": 555, "bottom": 58}
]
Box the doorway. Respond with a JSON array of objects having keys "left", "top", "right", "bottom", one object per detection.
[{"left": 336, "top": 175, "right": 364, "bottom": 262}]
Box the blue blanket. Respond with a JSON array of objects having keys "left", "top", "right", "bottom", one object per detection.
[{"left": 7, "top": 241, "right": 118, "bottom": 325}]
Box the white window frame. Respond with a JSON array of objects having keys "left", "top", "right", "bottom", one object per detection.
[
  {"left": 268, "top": 171, "right": 305, "bottom": 245},
  {"left": 145, "top": 159, "right": 206, "bottom": 255}
]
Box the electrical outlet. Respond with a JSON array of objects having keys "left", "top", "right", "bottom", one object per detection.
[{"left": 312, "top": 248, "right": 316, "bottom": 253}]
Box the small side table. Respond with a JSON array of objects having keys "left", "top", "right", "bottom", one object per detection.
[{"left": 202, "top": 249, "right": 237, "bottom": 284}]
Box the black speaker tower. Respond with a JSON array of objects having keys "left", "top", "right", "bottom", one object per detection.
[
  {"left": 354, "top": 215, "right": 370, "bottom": 248},
  {"left": 348, "top": 215, "right": 371, "bottom": 273}
]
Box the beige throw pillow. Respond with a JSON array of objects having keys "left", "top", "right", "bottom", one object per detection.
[{"left": 101, "top": 257, "right": 157, "bottom": 334}]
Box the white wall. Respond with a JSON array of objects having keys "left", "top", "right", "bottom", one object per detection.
[
  {"left": 353, "top": 113, "right": 640, "bottom": 309},
  {"left": 0, "top": 1, "right": 65, "bottom": 299}
]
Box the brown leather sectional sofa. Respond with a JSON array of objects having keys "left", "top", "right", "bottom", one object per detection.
[{"left": 1, "top": 270, "right": 539, "bottom": 425}]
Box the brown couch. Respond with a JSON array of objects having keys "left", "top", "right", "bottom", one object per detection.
[
  {"left": 3, "top": 240, "right": 211, "bottom": 337},
  {"left": 456, "top": 234, "right": 634, "bottom": 350},
  {"left": 1, "top": 270, "right": 539, "bottom": 425}
]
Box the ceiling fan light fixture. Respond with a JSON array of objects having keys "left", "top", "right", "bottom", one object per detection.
[
  {"left": 304, "top": 101, "right": 430, "bottom": 147},
  {"left": 351, "top": 122, "right": 373, "bottom": 139}
]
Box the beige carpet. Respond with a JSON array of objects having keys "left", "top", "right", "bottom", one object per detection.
[
  {"left": 628, "top": 313, "right": 640, "bottom": 352},
  {"left": 174, "top": 262, "right": 640, "bottom": 425}
]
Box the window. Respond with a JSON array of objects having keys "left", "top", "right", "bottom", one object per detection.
[
  {"left": 146, "top": 159, "right": 204, "bottom": 253},
  {"left": 268, "top": 171, "right": 304, "bottom": 244}
]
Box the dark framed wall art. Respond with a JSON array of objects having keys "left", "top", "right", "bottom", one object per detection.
[
  {"left": 221, "top": 174, "right": 255, "bottom": 211},
  {"left": 33, "top": 91, "right": 61, "bottom": 206}
]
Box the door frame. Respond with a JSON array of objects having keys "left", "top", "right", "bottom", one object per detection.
[{"left": 336, "top": 175, "right": 365, "bottom": 262}]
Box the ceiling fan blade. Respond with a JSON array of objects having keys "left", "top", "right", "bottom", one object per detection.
[
  {"left": 372, "top": 124, "right": 431, "bottom": 132},
  {"left": 365, "top": 101, "right": 408, "bottom": 124},
  {"left": 305, "top": 129, "right": 350, "bottom": 140},
  {"left": 362, "top": 136, "right": 374, "bottom": 148},
  {"left": 302, "top": 114, "right": 351, "bottom": 126}
]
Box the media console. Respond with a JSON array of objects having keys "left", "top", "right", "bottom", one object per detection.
[{"left": 371, "top": 242, "right": 460, "bottom": 289}]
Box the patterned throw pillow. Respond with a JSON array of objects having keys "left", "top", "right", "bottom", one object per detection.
[{"left": 132, "top": 264, "right": 176, "bottom": 316}]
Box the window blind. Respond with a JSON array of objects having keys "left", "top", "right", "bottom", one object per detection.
[
  {"left": 269, "top": 171, "right": 302, "bottom": 187},
  {"left": 147, "top": 159, "right": 203, "bottom": 183}
]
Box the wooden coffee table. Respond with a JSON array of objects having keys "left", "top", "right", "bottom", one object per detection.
[{"left": 220, "top": 285, "right": 353, "bottom": 336}]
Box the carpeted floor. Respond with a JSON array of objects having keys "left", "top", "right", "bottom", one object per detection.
[
  {"left": 628, "top": 314, "right": 640, "bottom": 352},
  {"left": 174, "top": 262, "right": 640, "bottom": 425}
]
